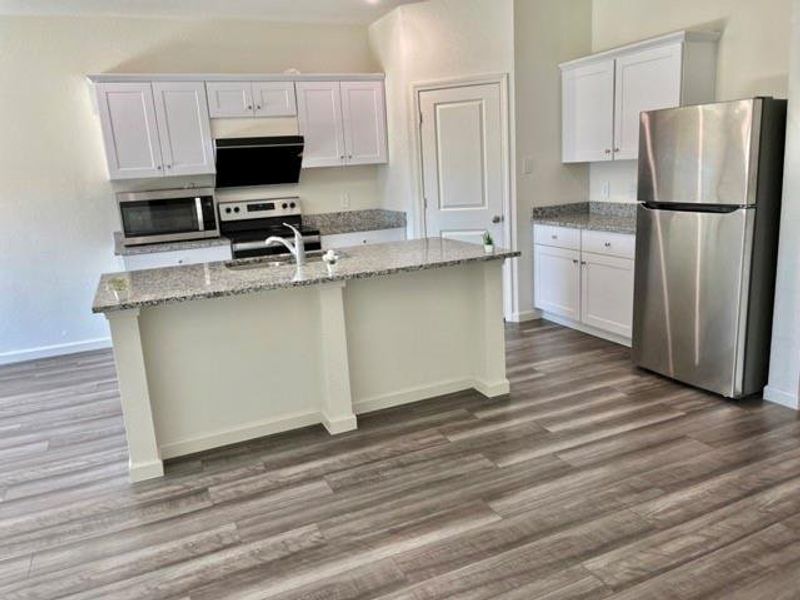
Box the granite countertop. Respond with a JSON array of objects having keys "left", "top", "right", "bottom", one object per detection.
[
  {"left": 532, "top": 202, "right": 637, "bottom": 235},
  {"left": 114, "top": 232, "right": 232, "bottom": 256},
  {"left": 94, "top": 238, "right": 519, "bottom": 314},
  {"left": 113, "top": 209, "right": 408, "bottom": 256}
]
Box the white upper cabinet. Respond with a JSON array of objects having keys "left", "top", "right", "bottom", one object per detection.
[
  {"left": 340, "top": 81, "right": 388, "bottom": 165},
  {"left": 562, "top": 60, "right": 616, "bottom": 163},
  {"left": 613, "top": 43, "right": 682, "bottom": 160},
  {"left": 297, "top": 80, "right": 388, "bottom": 168},
  {"left": 296, "top": 81, "right": 347, "bottom": 168},
  {"left": 253, "top": 82, "right": 297, "bottom": 117},
  {"left": 205, "top": 82, "right": 255, "bottom": 118},
  {"left": 152, "top": 82, "right": 215, "bottom": 176},
  {"left": 96, "top": 81, "right": 215, "bottom": 180},
  {"left": 560, "top": 31, "right": 719, "bottom": 163},
  {"left": 95, "top": 82, "right": 164, "bottom": 180},
  {"left": 206, "top": 81, "right": 297, "bottom": 118}
]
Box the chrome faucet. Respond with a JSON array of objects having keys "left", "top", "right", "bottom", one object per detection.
[{"left": 265, "top": 223, "right": 306, "bottom": 266}]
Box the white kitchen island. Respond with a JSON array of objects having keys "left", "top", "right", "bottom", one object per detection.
[{"left": 93, "top": 239, "right": 518, "bottom": 481}]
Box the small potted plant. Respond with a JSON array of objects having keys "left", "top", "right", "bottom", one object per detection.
[{"left": 483, "top": 231, "right": 495, "bottom": 254}]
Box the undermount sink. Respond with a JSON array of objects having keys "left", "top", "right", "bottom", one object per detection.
[{"left": 224, "top": 252, "right": 344, "bottom": 271}]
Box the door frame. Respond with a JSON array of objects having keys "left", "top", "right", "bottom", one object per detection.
[{"left": 411, "top": 73, "right": 515, "bottom": 319}]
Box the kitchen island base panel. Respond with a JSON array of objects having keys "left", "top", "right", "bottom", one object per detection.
[{"left": 106, "top": 261, "right": 508, "bottom": 481}]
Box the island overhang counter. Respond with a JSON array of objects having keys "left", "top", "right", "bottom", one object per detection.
[{"left": 93, "top": 238, "right": 519, "bottom": 481}]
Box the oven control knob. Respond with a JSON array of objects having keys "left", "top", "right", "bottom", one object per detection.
[
  {"left": 282, "top": 203, "right": 289, "bottom": 209},
  {"left": 225, "top": 207, "right": 232, "bottom": 214},
  {"left": 290, "top": 202, "right": 296, "bottom": 209},
  {"left": 234, "top": 207, "right": 240, "bottom": 213}
]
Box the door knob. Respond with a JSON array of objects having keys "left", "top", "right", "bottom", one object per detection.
[{"left": 491, "top": 215, "right": 504, "bottom": 224}]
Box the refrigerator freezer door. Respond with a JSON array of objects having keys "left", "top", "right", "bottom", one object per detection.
[
  {"left": 632, "top": 205, "right": 754, "bottom": 397},
  {"left": 639, "top": 99, "right": 762, "bottom": 207}
]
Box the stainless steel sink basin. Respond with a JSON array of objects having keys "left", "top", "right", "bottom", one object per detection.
[{"left": 224, "top": 252, "right": 344, "bottom": 271}]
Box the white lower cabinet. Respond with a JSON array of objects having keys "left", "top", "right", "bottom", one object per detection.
[
  {"left": 122, "top": 244, "right": 232, "bottom": 272},
  {"left": 581, "top": 252, "right": 634, "bottom": 338},
  {"left": 533, "top": 245, "right": 581, "bottom": 320},
  {"left": 534, "top": 225, "right": 635, "bottom": 344},
  {"left": 321, "top": 228, "right": 405, "bottom": 250}
]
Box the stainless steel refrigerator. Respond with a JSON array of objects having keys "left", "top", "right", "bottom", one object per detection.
[{"left": 632, "top": 98, "right": 787, "bottom": 398}]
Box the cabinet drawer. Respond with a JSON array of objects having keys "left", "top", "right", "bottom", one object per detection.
[
  {"left": 581, "top": 230, "right": 635, "bottom": 259},
  {"left": 533, "top": 225, "right": 580, "bottom": 250}
]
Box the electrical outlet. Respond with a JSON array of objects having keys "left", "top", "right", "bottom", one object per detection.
[
  {"left": 341, "top": 192, "right": 351, "bottom": 209},
  {"left": 601, "top": 181, "right": 611, "bottom": 201}
]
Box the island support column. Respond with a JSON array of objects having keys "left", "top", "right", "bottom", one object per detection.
[
  {"left": 105, "top": 309, "right": 164, "bottom": 482},
  {"left": 474, "top": 261, "right": 511, "bottom": 397},
  {"left": 318, "top": 282, "right": 358, "bottom": 434}
]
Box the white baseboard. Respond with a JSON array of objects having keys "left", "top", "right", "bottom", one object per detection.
[
  {"left": 542, "top": 313, "right": 632, "bottom": 348},
  {"left": 159, "top": 410, "right": 322, "bottom": 459},
  {"left": 353, "top": 378, "right": 475, "bottom": 415},
  {"left": 764, "top": 385, "right": 799, "bottom": 410},
  {"left": 129, "top": 459, "right": 164, "bottom": 482},
  {"left": 322, "top": 414, "right": 358, "bottom": 435},
  {"left": 507, "top": 310, "right": 542, "bottom": 323},
  {"left": 0, "top": 337, "right": 112, "bottom": 366},
  {"left": 473, "top": 378, "right": 510, "bottom": 398}
]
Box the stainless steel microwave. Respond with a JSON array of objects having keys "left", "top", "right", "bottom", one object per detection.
[{"left": 117, "top": 188, "right": 220, "bottom": 246}]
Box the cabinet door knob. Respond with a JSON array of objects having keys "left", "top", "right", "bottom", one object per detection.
[
  {"left": 492, "top": 215, "right": 504, "bottom": 224},
  {"left": 605, "top": 149, "right": 611, "bottom": 154},
  {"left": 581, "top": 261, "right": 587, "bottom": 265},
  {"left": 256, "top": 105, "right": 262, "bottom": 110},
  {"left": 614, "top": 147, "right": 620, "bottom": 152},
  {"left": 166, "top": 164, "right": 172, "bottom": 169},
  {"left": 551, "top": 234, "right": 557, "bottom": 239},
  {"left": 572, "top": 259, "right": 579, "bottom": 265},
  {"left": 247, "top": 105, "right": 253, "bottom": 110},
  {"left": 157, "top": 165, "right": 162, "bottom": 170},
  {"left": 604, "top": 242, "right": 611, "bottom": 247}
]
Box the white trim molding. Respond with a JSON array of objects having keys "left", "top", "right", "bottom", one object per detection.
[
  {"left": 764, "top": 385, "right": 800, "bottom": 410},
  {"left": 0, "top": 337, "right": 111, "bottom": 366}
]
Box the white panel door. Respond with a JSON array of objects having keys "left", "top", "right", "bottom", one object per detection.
[
  {"left": 534, "top": 245, "right": 581, "bottom": 320},
  {"left": 152, "top": 82, "right": 215, "bottom": 176},
  {"left": 96, "top": 82, "right": 164, "bottom": 180},
  {"left": 614, "top": 43, "right": 683, "bottom": 160},
  {"left": 296, "top": 81, "right": 346, "bottom": 168},
  {"left": 562, "top": 59, "right": 615, "bottom": 163},
  {"left": 253, "top": 82, "right": 297, "bottom": 117},
  {"left": 581, "top": 252, "right": 634, "bottom": 337},
  {"left": 420, "top": 83, "right": 505, "bottom": 247},
  {"left": 341, "top": 81, "right": 388, "bottom": 165},
  {"left": 205, "top": 82, "right": 254, "bottom": 118}
]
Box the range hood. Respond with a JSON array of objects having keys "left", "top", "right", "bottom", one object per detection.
[{"left": 215, "top": 136, "right": 304, "bottom": 188}]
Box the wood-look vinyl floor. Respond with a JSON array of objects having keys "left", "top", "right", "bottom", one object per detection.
[{"left": 1, "top": 320, "right": 799, "bottom": 599}]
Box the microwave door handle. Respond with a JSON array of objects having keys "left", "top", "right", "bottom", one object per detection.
[{"left": 195, "top": 197, "right": 205, "bottom": 232}]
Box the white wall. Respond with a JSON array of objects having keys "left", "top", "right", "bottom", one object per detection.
[
  {"left": 514, "top": 0, "right": 592, "bottom": 318},
  {"left": 766, "top": 0, "right": 800, "bottom": 409},
  {"left": 369, "top": 0, "right": 515, "bottom": 228},
  {"left": 0, "top": 15, "right": 378, "bottom": 363},
  {"left": 589, "top": 0, "right": 793, "bottom": 203},
  {"left": 369, "top": 0, "right": 519, "bottom": 313}
]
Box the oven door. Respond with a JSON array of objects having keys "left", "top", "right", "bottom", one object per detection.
[{"left": 118, "top": 190, "right": 219, "bottom": 246}]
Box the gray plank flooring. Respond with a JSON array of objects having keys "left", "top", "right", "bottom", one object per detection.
[{"left": 0, "top": 320, "right": 799, "bottom": 599}]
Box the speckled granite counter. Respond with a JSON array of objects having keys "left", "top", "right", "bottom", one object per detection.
[
  {"left": 532, "top": 202, "right": 637, "bottom": 235},
  {"left": 113, "top": 209, "right": 407, "bottom": 256},
  {"left": 304, "top": 209, "right": 406, "bottom": 235},
  {"left": 113, "top": 232, "right": 231, "bottom": 256},
  {"left": 94, "top": 238, "right": 519, "bottom": 314}
]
